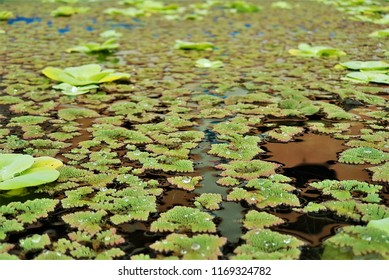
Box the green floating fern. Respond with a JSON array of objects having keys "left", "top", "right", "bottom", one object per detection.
[
  {"left": 243, "top": 211, "right": 284, "bottom": 230},
  {"left": 267, "top": 126, "right": 304, "bottom": 142},
  {"left": 368, "top": 163, "right": 389, "bottom": 182},
  {"left": 227, "top": 176, "right": 300, "bottom": 208},
  {"left": 194, "top": 193, "right": 222, "bottom": 210},
  {"left": 209, "top": 134, "right": 264, "bottom": 160},
  {"left": 232, "top": 229, "right": 304, "bottom": 260},
  {"left": 150, "top": 233, "right": 227, "bottom": 260},
  {"left": 167, "top": 176, "right": 202, "bottom": 191},
  {"left": 322, "top": 218, "right": 389, "bottom": 260},
  {"left": 216, "top": 160, "right": 281, "bottom": 180},
  {"left": 339, "top": 147, "right": 389, "bottom": 164},
  {"left": 310, "top": 180, "right": 383, "bottom": 202},
  {"left": 62, "top": 210, "right": 107, "bottom": 235},
  {"left": 19, "top": 234, "right": 51, "bottom": 252},
  {"left": 150, "top": 206, "right": 216, "bottom": 233}
]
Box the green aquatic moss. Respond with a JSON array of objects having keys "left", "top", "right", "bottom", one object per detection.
[
  {"left": 339, "top": 147, "right": 389, "bottom": 164},
  {"left": 216, "top": 160, "right": 281, "bottom": 180},
  {"left": 232, "top": 229, "right": 304, "bottom": 260},
  {"left": 150, "top": 233, "right": 227, "bottom": 260},
  {"left": 151, "top": 206, "right": 216, "bottom": 233},
  {"left": 194, "top": 193, "right": 222, "bottom": 210}
]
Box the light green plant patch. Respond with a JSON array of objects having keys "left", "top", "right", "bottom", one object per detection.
[
  {"left": 150, "top": 206, "right": 216, "bottom": 233},
  {"left": 0, "top": 154, "right": 63, "bottom": 190},
  {"left": 271, "top": 1, "right": 293, "bottom": 9},
  {"left": 58, "top": 108, "right": 99, "bottom": 121},
  {"left": 307, "top": 122, "right": 351, "bottom": 134},
  {"left": 100, "top": 30, "right": 122, "bottom": 39},
  {"left": 42, "top": 64, "right": 130, "bottom": 86},
  {"left": 104, "top": 7, "right": 144, "bottom": 17},
  {"left": 227, "top": 177, "right": 300, "bottom": 208},
  {"left": 369, "top": 28, "right": 389, "bottom": 38},
  {"left": 0, "top": 198, "right": 59, "bottom": 224},
  {"left": 216, "top": 160, "right": 281, "bottom": 180},
  {"left": 150, "top": 233, "right": 227, "bottom": 260},
  {"left": 91, "top": 124, "right": 152, "bottom": 145},
  {"left": 338, "top": 147, "right": 389, "bottom": 164},
  {"left": 338, "top": 61, "right": 389, "bottom": 71},
  {"left": 322, "top": 218, "right": 389, "bottom": 260},
  {"left": 343, "top": 72, "right": 389, "bottom": 85},
  {"left": 194, "top": 193, "right": 222, "bottom": 210},
  {"left": 368, "top": 163, "right": 389, "bottom": 182},
  {"left": 174, "top": 40, "right": 215, "bottom": 51},
  {"left": 225, "top": 1, "right": 261, "bottom": 13},
  {"left": 216, "top": 177, "right": 240, "bottom": 186},
  {"left": 167, "top": 176, "right": 202, "bottom": 191},
  {"left": 19, "top": 234, "right": 51, "bottom": 252},
  {"left": 243, "top": 211, "right": 284, "bottom": 230},
  {"left": 51, "top": 6, "right": 89, "bottom": 16},
  {"left": 232, "top": 229, "right": 304, "bottom": 260},
  {"left": 289, "top": 43, "right": 346, "bottom": 58},
  {"left": 267, "top": 126, "right": 304, "bottom": 142},
  {"left": 195, "top": 58, "right": 224, "bottom": 69},
  {"left": 310, "top": 180, "right": 382, "bottom": 202},
  {"left": 0, "top": 10, "right": 14, "bottom": 20},
  {"left": 62, "top": 210, "right": 107, "bottom": 235},
  {"left": 318, "top": 102, "right": 356, "bottom": 120},
  {"left": 66, "top": 38, "right": 119, "bottom": 54}
]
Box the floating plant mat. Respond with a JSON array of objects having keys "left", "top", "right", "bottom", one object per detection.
[{"left": 0, "top": 0, "right": 389, "bottom": 260}]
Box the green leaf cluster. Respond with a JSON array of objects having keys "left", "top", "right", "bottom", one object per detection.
[
  {"left": 150, "top": 206, "right": 216, "bottom": 233},
  {"left": 150, "top": 233, "right": 226, "bottom": 260},
  {"left": 232, "top": 229, "right": 304, "bottom": 260}
]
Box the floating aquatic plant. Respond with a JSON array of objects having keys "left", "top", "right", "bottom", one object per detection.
[
  {"left": 174, "top": 40, "right": 215, "bottom": 51},
  {"left": 104, "top": 7, "right": 144, "bottom": 17},
  {"left": 227, "top": 177, "right": 300, "bottom": 208},
  {"left": 216, "top": 160, "right": 281, "bottom": 180},
  {"left": 66, "top": 38, "right": 119, "bottom": 54},
  {"left": 271, "top": 1, "right": 293, "bottom": 9},
  {"left": 167, "top": 176, "right": 202, "bottom": 191},
  {"left": 342, "top": 72, "right": 389, "bottom": 85},
  {"left": 368, "top": 163, "right": 389, "bottom": 182},
  {"left": 307, "top": 122, "right": 351, "bottom": 135},
  {"left": 150, "top": 206, "right": 216, "bottom": 233},
  {"left": 310, "top": 180, "right": 382, "bottom": 202},
  {"left": 216, "top": 177, "right": 240, "bottom": 186},
  {"left": 0, "top": 198, "right": 59, "bottom": 225},
  {"left": 19, "top": 234, "right": 51, "bottom": 252},
  {"left": 42, "top": 64, "right": 130, "bottom": 94},
  {"left": 62, "top": 210, "right": 107, "bottom": 235},
  {"left": 225, "top": 1, "right": 261, "bottom": 13},
  {"left": 369, "top": 28, "right": 389, "bottom": 38},
  {"left": 51, "top": 6, "right": 89, "bottom": 16},
  {"left": 195, "top": 58, "right": 224, "bottom": 69},
  {"left": 209, "top": 134, "right": 264, "bottom": 160},
  {"left": 338, "top": 147, "right": 389, "bottom": 164},
  {"left": 0, "top": 154, "right": 62, "bottom": 190},
  {"left": 288, "top": 43, "right": 346, "bottom": 58},
  {"left": 150, "top": 233, "right": 227, "bottom": 260},
  {"left": 267, "top": 126, "right": 304, "bottom": 142},
  {"left": 58, "top": 107, "right": 99, "bottom": 121},
  {"left": 0, "top": 11, "right": 14, "bottom": 20},
  {"left": 100, "top": 30, "right": 122, "bottom": 39},
  {"left": 194, "top": 193, "right": 222, "bottom": 210},
  {"left": 232, "top": 229, "right": 304, "bottom": 260},
  {"left": 322, "top": 218, "right": 389, "bottom": 260},
  {"left": 243, "top": 211, "right": 284, "bottom": 230},
  {"left": 338, "top": 60, "right": 389, "bottom": 71}
]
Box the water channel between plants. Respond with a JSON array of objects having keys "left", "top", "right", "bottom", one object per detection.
[{"left": 0, "top": 0, "right": 388, "bottom": 260}]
